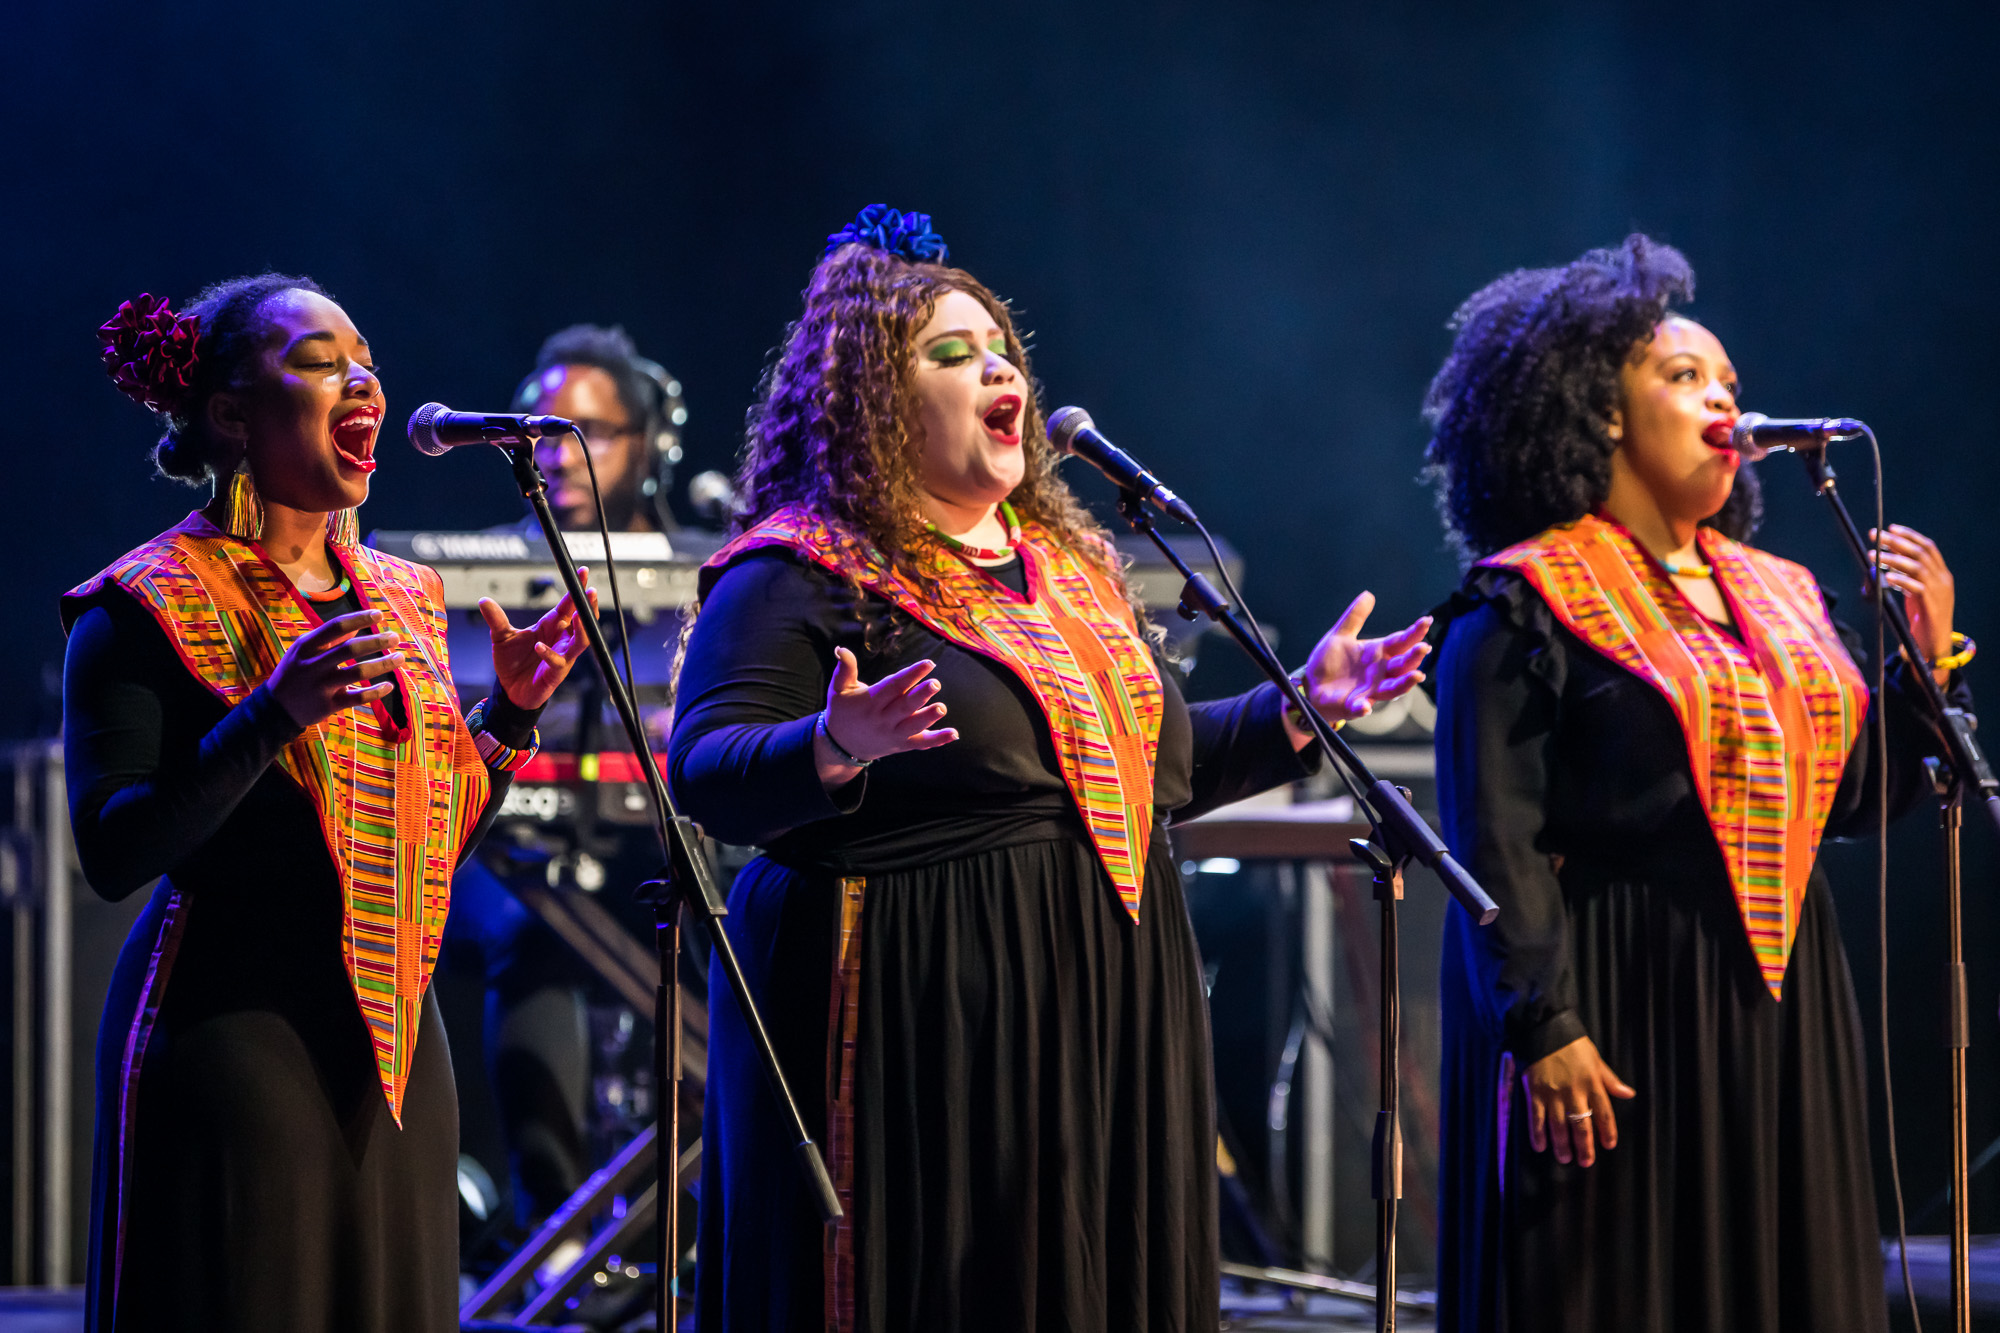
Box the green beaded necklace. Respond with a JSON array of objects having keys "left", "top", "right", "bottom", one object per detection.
[{"left": 927, "top": 502, "right": 1023, "bottom": 561}]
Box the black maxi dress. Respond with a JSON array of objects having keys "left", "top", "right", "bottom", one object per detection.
[
  {"left": 669, "top": 548, "right": 1319, "bottom": 1333},
  {"left": 64, "top": 585, "right": 535, "bottom": 1333},
  {"left": 1431, "top": 568, "right": 1966, "bottom": 1333}
]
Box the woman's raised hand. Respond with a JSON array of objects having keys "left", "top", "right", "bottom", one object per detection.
[
  {"left": 1298, "top": 592, "right": 1433, "bottom": 725},
  {"left": 1868, "top": 524, "right": 1957, "bottom": 681},
  {"left": 267, "top": 609, "right": 402, "bottom": 729},
  {"left": 479, "top": 567, "right": 599, "bottom": 710},
  {"left": 816, "top": 647, "right": 959, "bottom": 785},
  {"left": 1523, "top": 1035, "right": 1637, "bottom": 1168}
]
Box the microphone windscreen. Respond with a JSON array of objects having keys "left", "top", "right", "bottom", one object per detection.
[
  {"left": 687, "top": 470, "right": 737, "bottom": 523},
  {"left": 1046, "top": 405, "right": 1094, "bottom": 454},
  {"left": 1729, "top": 411, "right": 1771, "bottom": 461},
  {"left": 408, "top": 402, "right": 449, "bottom": 456}
]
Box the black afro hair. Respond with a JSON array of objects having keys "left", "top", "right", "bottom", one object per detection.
[{"left": 1421, "top": 233, "right": 1759, "bottom": 564}]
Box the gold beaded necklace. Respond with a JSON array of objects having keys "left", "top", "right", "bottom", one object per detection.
[{"left": 1663, "top": 554, "right": 1714, "bottom": 580}]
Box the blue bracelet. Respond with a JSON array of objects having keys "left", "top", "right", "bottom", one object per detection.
[{"left": 816, "top": 710, "right": 874, "bottom": 768}]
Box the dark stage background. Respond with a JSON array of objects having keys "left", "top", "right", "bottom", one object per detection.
[{"left": 6, "top": 0, "right": 1998, "bottom": 1267}]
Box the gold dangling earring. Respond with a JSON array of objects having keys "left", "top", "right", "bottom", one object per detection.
[
  {"left": 326, "top": 506, "right": 359, "bottom": 547},
  {"left": 221, "top": 459, "right": 265, "bottom": 541}
]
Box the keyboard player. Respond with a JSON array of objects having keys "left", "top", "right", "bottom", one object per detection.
[{"left": 443, "top": 324, "right": 687, "bottom": 1242}]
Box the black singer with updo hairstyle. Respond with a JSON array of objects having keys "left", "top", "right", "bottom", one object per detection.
[
  {"left": 145, "top": 272, "right": 331, "bottom": 484},
  {"left": 65, "top": 274, "right": 599, "bottom": 1333}
]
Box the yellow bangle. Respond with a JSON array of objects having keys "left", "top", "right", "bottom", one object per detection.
[{"left": 1935, "top": 632, "right": 1976, "bottom": 673}]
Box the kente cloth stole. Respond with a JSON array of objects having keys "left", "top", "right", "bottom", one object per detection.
[
  {"left": 63, "top": 513, "right": 490, "bottom": 1121},
  {"left": 1479, "top": 513, "right": 1868, "bottom": 999},
  {"left": 702, "top": 506, "right": 1165, "bottom": 918}
]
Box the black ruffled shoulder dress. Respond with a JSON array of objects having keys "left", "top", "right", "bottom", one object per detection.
[
  {"left": 669, "top": 548, "right": 1319, "bottom": 1333},
  {"left": 1431, "top": 567, "right": 1966, "bottom": 1333}
]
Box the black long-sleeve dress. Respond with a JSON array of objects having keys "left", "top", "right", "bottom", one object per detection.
[
  {"left": 63, "top": 585, "right": 535, "bottom": 1333},
  {"left": 1432, "top": 568, "right": 1964, "bottom": 1333},
  {"left": 669, "top": 548, "right": 1318, "bottom": 1333}
]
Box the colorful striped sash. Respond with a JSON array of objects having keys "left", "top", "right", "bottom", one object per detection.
[
  {"left": 700, "top": 506, "right": 1165, "bottom": 918},
  {"left": 1480, "top": 513, "right": 1869, "bottom": 998},
  {"left": 64, "top": 512, "right": 490, "bottom": 1121}
]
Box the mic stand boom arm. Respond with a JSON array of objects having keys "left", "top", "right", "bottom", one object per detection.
[
  {"left": 1111, "top": 493, "right": 1497, "bottom": 923},
  {"left": 1113, "top": 491, "right": 1495, "bottom": 1333},
  {"left": 499, "top": 439, "right": 841, "bottom": 1326}
]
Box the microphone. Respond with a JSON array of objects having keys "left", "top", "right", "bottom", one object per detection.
[
  {"left": 686, "top": 470, "right": 739, "bottom": 526},
  {"left": 1728, "top": 412, "right": 1867, "bottom": 462},
  {"left": 407, "top": 402, "right": 577, "bottom": 456},
  {"left": 1045, "top": 406, "right": 1199, "bottom": 525}
]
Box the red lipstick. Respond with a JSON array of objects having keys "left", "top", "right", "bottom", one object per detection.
[
  {"left": 332, "top": 406, "right": 382, "bottom": 474},
  {"left": 981, "top": 394, "right": 1023, "bottom": 446}
]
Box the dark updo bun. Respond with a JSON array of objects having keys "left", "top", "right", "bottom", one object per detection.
[{"left": 142, "top": 273, "right": 329, "bottom": 485}]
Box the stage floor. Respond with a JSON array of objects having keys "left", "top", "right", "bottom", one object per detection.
[
  {"left": 6, "top": 1245, "right": 1989, "bottom": 1333},
  {"left": 0, "top": 1287, "right": 82, "bottom": 1332},
  {"left": 0, "top": 1284, "right": 1431, "bottom": 1332},
  {"left": 1220, "top": 1281, "right": 1433, "bottom": 1330}
]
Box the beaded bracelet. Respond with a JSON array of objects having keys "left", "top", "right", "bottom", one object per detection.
[
  {"left": 466, "top": 696, "right": 542, "bottom": 773},
  {"left": 817, "top": 710, "right": 875, "bottom": 768},
  {"left": 1936, "top": 632, "right": 1977, "bottom": 674}
]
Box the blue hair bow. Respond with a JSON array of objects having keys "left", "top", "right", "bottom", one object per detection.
[{"left": 825, "top": 204, "right": 949, "bottom": 264}]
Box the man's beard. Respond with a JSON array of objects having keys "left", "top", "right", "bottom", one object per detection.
[{"left": 563, "top": 468, "right": 644, "bottom": 531}]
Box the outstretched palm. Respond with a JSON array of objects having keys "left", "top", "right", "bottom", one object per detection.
[
  {"left": 1300, "top": 592, "right": 1432, "bottom": 723},
  {"left": 479, "top": 567, "right": 599, "bottom": 709}
]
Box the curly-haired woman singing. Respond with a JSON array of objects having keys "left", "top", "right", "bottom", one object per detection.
[
  {"left": 66, "top": 277, "right": 595, "bottom": 1332},
  {"left": 1423, "top": 235, "right": 1970, "bottom": 1332},
  {"left": 670, "top": 207, "right": 1434, "bottom": 1332}
]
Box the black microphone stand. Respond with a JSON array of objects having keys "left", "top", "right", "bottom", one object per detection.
[
  {"left": 1114, "top": 491, "right": 1497, "bottom": 1333},
  {"left": 497, "top": 439, "right": 840, "bottom": 1330},
  {"left": 1790, "top": 437, "right": 1996, "bottom": 1333}
]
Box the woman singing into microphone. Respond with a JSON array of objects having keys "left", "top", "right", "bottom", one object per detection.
[
  {"left": 1422, "top": 235, "right": 1970, "bottom": 1332},
  {"left": 66, "top": 275, "right": 595, "bottom": 1333},
  {"left": 669, "top": 207, "right": 1433, "bottom": 1332}
]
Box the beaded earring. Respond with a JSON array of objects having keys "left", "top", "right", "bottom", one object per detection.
[
  {"left": 220, "top": 457, "right": 360, "bottom": 546},
  {"left": 220, "top": 459, "right": 265, "bottom": 541},
  {"left": 326, "top": 505, "right": 359, "bottom": 547}
]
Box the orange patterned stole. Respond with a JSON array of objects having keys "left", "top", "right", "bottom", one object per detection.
[
  {"left": 1480, "top": 513, "right": 1869, "bottom": 999},
  {"left": 64, "top": 512, "right": 490, "bottom": 1121},
  {"left": 701, "top": 505, "right": 1166, "bottom": 918}
]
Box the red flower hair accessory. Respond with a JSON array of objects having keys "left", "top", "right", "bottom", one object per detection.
[{"left": 99, "top": 293, "right": 203, "bottom": 415}]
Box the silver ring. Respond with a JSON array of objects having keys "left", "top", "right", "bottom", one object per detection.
[{"left": 1565, "top": 1110, "right": 1593, "bottom": 1122}]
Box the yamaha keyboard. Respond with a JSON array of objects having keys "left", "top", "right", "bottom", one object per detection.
[
  {"left": 369, "top": 527, "right": 1241, "bottom": 688},
  {"left": 369, "top": 528, "right": 722, "bottom": 621}
]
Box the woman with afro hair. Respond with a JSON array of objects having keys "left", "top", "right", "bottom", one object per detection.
[
  {"left": 1423, "top": 234, "right": 1969, "bottom": 1331},
  {"left": 669, "top": 207, "right": 1434, "bottom": 1331}
]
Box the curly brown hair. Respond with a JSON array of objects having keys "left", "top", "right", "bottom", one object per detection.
[
  {"left": 672, "top": 243, "right": 1143, "bottom": 690},
  {"left": 730, "top": 242, "right": 1126, "bottom": 604}
]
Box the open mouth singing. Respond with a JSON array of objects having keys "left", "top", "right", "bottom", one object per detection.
[
  {"left": 332, "top": 406, "right": 382, "bottom": 473},
  {"left": 982, "top": 395, "right": 1023, "bottom": 445}
]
